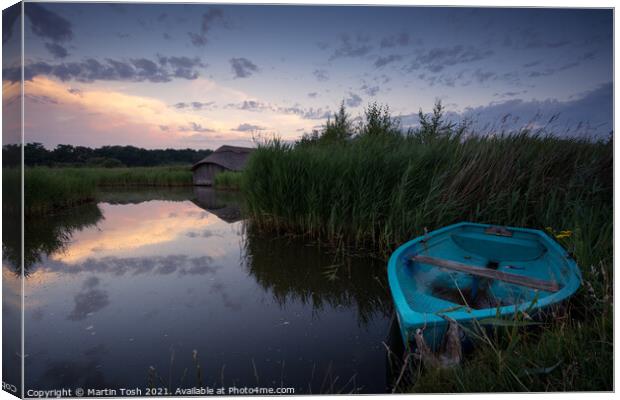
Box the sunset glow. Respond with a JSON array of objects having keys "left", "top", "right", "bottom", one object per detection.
[{"left": 1, "top": 3, "right": 610, "bottom": 150}]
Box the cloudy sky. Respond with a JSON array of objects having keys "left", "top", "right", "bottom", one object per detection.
[{"left": 3, "top": 2, "right": 613, "bottom": 149}]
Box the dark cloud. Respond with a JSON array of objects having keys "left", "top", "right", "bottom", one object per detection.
[
  {"left": 409, "top": 45, "right": 494, "bottom": 73},
  {"left": 361, "top": 84, "right": 379, "bottom": 97},
  {"left": 2, "top": 3, "right": 20, "bottom": 44},
  {"left": 230, "top": 57, "right": 259, "bottom": 78},
  {"left": 233, "top": 123, "right": 266, "bottom": 132},
  {"left": 375, "top": 74, "right": 392, "bottom": 85},
  {"left": 307, "top": 92, "right": 318, "bottom": 98},
  {"left": 67, "top": 277, "right": 109, "bottom": 321},
  {"left": 417, "top": 68, "right": 499, "bottom": 87},
  {"left": 200, "top": 8, "right": 224, "bottom": 31},
  {"left": 416, "top": 70, "right": 464, "bottom": 87},
  {"left": 528, "top": 65, "right": 572, "bottom": 78},
  {"left": 225, "top": 100, "right": 331, "bottom": 120},
  {"left": 225, "top": 100, "right": 270, "bottom": 112},
  {"left": 25, "top": 3, "right": 73, "bottom": 42},
  {"left": 173, "top": 101, "right": 215, "bottom": 110},
  {"left": 208, "top": 282, "right": 242, "bottom": 311},
  {"left": 507, "top": 29, "right": 572, "bottom": 50},
  {"left": 472, "top": 69, "right": 496, "bottom": 83},
  {"left": 42, "top": 255, "right": 219, "bottom": 278},
  {"left": 345, "top": 92, "right": 363, "bottom": 107},
  {"left": 188, "top": 32, "right": 208, "bottom": 47},
  {"left": 83, "top": 276, "right": 100, "bottom": 289},
  {"left": 526, "top": 52, "right": 594, "bottom": 78},
  {"left": 380, "top": 33, "right": 410, "bottom": 48},
  {"left": 374, "top": 54, "right": 403, "bottom": 68},
  {"left": 278, "top": 106, "right": 331, "bottom": 120},
  {"left": 313, "top": 69, "right": 329, "bottom": 82},
  {"left": 191, "top": 101, "right": 214, "bottom": 110},
  {"left": 401, "top": 83, "right": 612, "bottom": 138},
  {"left": 11, "top": 56, "right": 206, "bottom": 83},
  {"left": 467, "top": 83, "right": 611, "bottom": 137},
  {"left": 157, "top": 55, "right": 206, "bottom": 79},
  {"left": 155, "top": 263, "right": 177, "bottom": 275},
  {"left": 179, "top": 264, "right": 219, "bottom": 276},
  {"left": 329, "top": 34, "right": 373, "bottom": 61},
  {"left": 188, "top": 8, "right": 224, "bottom": 47},
  {"left": 522, "top": 60, "right": 542, "bottom": 68},
  {"left": 179, "top": 122, "right": 214, "bottom": 133},
  {"left": 494, "top": 90, "right": 527, "bottom": 98},
  {"left": 67, "top": 88, "right": 82, "bottom": 95}
]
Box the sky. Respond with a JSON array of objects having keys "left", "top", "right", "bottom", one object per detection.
[{"left": 2, "top": 2, "right": 614, "bottom": 149}]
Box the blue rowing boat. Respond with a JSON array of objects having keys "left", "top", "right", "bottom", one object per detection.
[{"left": 387, "top": 222, "right": 581, "bottom": 349}]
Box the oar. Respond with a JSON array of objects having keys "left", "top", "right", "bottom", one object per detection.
[{"left": 411, "top": 255, "right": 560, "bottom": 293}]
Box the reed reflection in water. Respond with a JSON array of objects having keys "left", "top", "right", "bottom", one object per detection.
[{"left": 14, "top": 188, "right": 393, "bottom": 393}]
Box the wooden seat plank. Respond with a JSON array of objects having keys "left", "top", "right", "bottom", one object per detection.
[{"left": 411, "top": 254, "right": 560, "bottom": 293}]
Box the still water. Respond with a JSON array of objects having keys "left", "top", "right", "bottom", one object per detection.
[{"left": 4, "top": 188, "right": 397, "bottom": 394}]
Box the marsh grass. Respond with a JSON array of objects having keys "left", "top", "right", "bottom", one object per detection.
[
  {"left": 213, "top": 170, "right": 244, "bottom": 190},
  {"left": 243, "top": 133, "right": 611, "bottom": 257},
  {"left": 54, "top": 165, "right": 192, "bottom": 187},
  {"left": 240, "top": 104, "right": 613, "bottom": 391},
  {"left": 5, "top": 166, "right": 192, "bottom": 215}
]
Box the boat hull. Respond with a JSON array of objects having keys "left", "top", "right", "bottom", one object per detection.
[{"left": 387, "top": 222, "right": 581, "bottom": 349}]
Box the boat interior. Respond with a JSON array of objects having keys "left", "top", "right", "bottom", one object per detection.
[{"left": 397, "top": 224, "right": 569, "bottom": 312}]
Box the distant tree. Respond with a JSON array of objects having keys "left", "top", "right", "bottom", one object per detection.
[
  {"left": 24, "top": 142, "right": 50, "bottom": 165},
  {"left": 359, "top": 102, "right": 400, "bottom": 137},
  {"left": 417, "top": 100, "right": 455, "bottom": 138},
  {"left": 20, "top": 143, "right": 213, "bottom": 167},
  {"left": 322, "top": 101, "right": 353, "bottom": 142},
  {"left": 52, "top": 144, "right": 77, "bottom": 164},
  {"left": 297, "top": 129, "right": 321, "bottom": 146},
  {"left": 2, "top": 144, "right": 21, "bottom": 167}
]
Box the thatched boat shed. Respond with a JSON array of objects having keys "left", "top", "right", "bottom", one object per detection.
[{"left": 191, "top": 145, "right": 254, "bottom": 186}]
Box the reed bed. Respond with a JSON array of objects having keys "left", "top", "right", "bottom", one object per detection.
[
  {"left": 240, "top": 106, "right": 613, "bottom": 391},
  {"left": 55, "top": 165, "right": 192, "bottom": 187},
  {"left": 213, "top": 170, "right": 244, "bottom": 190},
  {"left": 243, "top": 133, "right": 611, "bottom": 258},
  {"left": 6, "top": 166, "right": 192, "bottom": 215}
]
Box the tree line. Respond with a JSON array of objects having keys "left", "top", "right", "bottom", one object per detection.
[
  {"left": 297, "top": 101, "right": 460, "bottom": 146},
  {"left": 3, "top": 143, "right": 213, "bottom": 167}
]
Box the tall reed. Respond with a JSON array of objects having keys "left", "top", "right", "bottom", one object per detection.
[
  {"left": 9, "top": 166, "right": 193, "bottom": 215},
  {"left": 243, "top": 132, "right": 611, "bottom": 260}
]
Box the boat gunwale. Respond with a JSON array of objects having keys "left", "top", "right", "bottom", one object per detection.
[{"left": 387, "top": 222, "right": 582, "bottom": 328}]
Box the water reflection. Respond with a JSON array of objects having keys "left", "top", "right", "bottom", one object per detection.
[
  {"left": 243, "top": 233, "right": 391, "bottom": 326},
  {"left": 192, "top": 186, "right": 243, "bottom": 223},
  {"left": 22, "top": 188, "right": 393, "bottom": 394},
  {"left": 3, "top": 202, "right": 103, "bottom": 277}
]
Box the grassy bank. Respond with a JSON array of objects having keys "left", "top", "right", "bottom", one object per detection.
[
  {"left": 4, "top": 166, "right": 192, "bottom": 214},
  {"left": 243, "top": 132, "right": 611, "bottom": 255},
  {"left": 213, "top": 170, "right": 244, "bottom": 190},
  {"left": 54, "top": 165, "right": 192, "bottom": 187},
  {"left": 240, "top": 104, "right": 613, "bottom": 391}
]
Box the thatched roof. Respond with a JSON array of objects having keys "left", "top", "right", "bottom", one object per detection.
[{"left": 191, "top": 145, "right": 255, "bottom": 171}]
